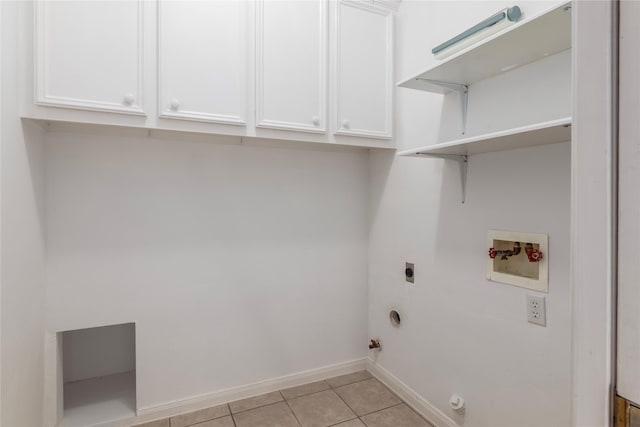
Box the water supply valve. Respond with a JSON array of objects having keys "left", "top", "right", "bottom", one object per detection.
[
  {"left": 525, "top": 243, "right": 543, "bottom": 262},
  {"left": 489, "top": 242, "right": 543, "bottom": 262},
  {"left": 369, "top": 339, "right": 381, "bottom": 350}
]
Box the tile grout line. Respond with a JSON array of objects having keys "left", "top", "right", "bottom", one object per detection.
[
  {"left": 175, "top": 403, "right": 234, "bottom": 427},
  {"left": 361, "top": 374, "right": 435, "bottom": 425},
  {"left": 283, "top": 385, "right": 358, "bottom": 427},
  {"left": 327, "top": 374, "right": 373, "bottom": 390},
  {"left": 271, "top": 373, "right": 382, "bottom": 426},
  {"left": 281, "top": 391, "right": 304, "bottom": 427},
  {"left": 361, "top": 402, "right": 434, "bottom": 426},
  {"left": 324, "top": 413, "right": 362, "bottom": 427},
  {"left": 228, "top": 392, "right": 285, "bottom": 416},
  {"left": 358, "top": 402, "right": 404, "bottom": 418},
  {"left": 330, "top": 376, "right": 415, "bottom": 421},
  {"left": 280, "top": 380, "right": 331, "bottom": 401},
  {"left": 324, "top": 416, "right": 360, "bottom": 427},
  {"left": 331, "top": 381, "right": 362, "bottom": 422},
  {"left": 177, "top": 374, "right": 373, "bottom": 422},
  {"left": 230, "top": 399, "right": 288, "bottom": 417},
  {"left": 141, "top": 373, "right": 390, "bottom": 427},
  {"left": 285, "top": 389, "right": 358, "bottom": 427},
  {"left": 357, "top": 401, "right": 405, "bottom": 418},
  {"left": 228, "top": 403, "right": 237, "bottom": 427}
]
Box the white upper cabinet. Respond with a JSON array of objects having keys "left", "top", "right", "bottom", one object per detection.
[
  {"left": 336, "top": 1, "right": 393, "bottom": 139},
  {"left": 29, "top": 0, "right": 395, "bottom": 149},
  {"left": 35, "top": 1, "right": 145, "bottom": 115},
  {"left": 256, "top": 0, "right": 327, "bottom": 133},
  {"left": 158, "top": 1, "right": 246, "bottom": 125}
]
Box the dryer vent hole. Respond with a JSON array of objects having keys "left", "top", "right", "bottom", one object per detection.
[{"left": 389, "top": 309, "right": 401, "bottom": 326}]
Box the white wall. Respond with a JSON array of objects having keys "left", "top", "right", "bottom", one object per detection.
[
  {"left": 44, "top": 127, "right": 370, "bottom": 410},
  {"left": 1, "top": 2, "right": 47, "bottom": 425},
  {"left": 63, "top": 323, "right": 135, "bottom": 383},
  {"left": 368, "top": 1, "right": 572, "bottom": 426}
]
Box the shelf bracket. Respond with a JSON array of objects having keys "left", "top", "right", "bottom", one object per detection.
[
  {"left": 417, "top": 153, "right": 468, "bottom": 204},
  {"left": 416, "top": 79, "right": 469, "bottom": 135}
]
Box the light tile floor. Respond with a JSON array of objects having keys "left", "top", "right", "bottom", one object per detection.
[{"left": 135, "top": 371, "right": 433, "bottom": 427}]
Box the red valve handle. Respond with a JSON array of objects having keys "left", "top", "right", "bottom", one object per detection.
[
  {"left": 488, "top": 248, "right": 497, "bottom": 259},
  {"left": 526, "top": 248, "right": 543, "bottom": 262}
]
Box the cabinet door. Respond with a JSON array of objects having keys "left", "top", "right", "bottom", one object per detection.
[
  {"left": 158, "top": 1, "right": 246, "bottom": 125},
  {"left": 256, "top": 0, "right": 327, "bottom": 133},
  {"left": 35, "top": 1, "right": 144, "bottom": 115},
  {"left": 336, "top": 2, "right": 392, "bottom": 139}
]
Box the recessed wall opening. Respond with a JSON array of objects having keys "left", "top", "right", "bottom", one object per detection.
[
  {"left": 390, "top": 309, "right": 401, "bottom": 326},
  {"left": 486, "top": 230, "right": 549, "bottom": 292},
  {"left": 61, "top": 323, "right": 136, "bottom": 427},
  {"left": 492, "top": 239, "right": 540, "bottom": 279}
]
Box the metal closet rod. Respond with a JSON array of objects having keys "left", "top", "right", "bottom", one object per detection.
[{"left": 431, "top": 5, "right": 522, "bottom": 55}]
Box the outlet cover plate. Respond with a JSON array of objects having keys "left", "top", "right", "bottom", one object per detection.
[{"left": 527, "top": 295, "right": 546, "bottom": 326}]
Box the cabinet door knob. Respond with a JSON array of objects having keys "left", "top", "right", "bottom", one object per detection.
[
  {"left": 312, "top": 116, "right": 320, "bottom": 126},
  {"left": 170, "top": 99, "right": 180, "bottom": 111},
  {"left": 342, "top": 119, "right": 350, "bottom": 129},
  {"left": 123, "top": 93, "right": 135, "bottom": 106}
]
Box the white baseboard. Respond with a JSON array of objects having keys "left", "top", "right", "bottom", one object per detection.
[
  {"left": 107, "top": 357, "right": 369, "bottom": 427},
  {"left": 367, "top": 359, "right": 459, "bottom": 427}
]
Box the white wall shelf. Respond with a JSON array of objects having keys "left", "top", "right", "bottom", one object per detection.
[
  {"left": 397, "top": 117, "right": 572, "bottom": 203},
  {"left": 397, "top": 2, "right": 571, "bottom": 134},
  {"left": 60, "top": 372, "right": 136, "bottom": 427},
  {"left": 397, "top": 117, "right": 571, "bottom": 157},
  {"left": 398, "top": 2, "right": 571, "bottom": 92}
]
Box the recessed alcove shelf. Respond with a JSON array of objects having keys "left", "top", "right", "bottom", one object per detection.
[{"left": 60, "top": 323, "right": 136, "bottom": 427}]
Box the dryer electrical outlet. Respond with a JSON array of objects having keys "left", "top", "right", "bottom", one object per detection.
[{"left": 405, "top": 262, "right": 414, "bottom": 283}]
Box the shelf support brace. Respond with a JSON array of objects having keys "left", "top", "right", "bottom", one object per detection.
[
  {"left": 417, "top": 153, "right": 468, "bottom": 203},
  {"left": 416, "top": 79, "right": 469, "bottom": 135}
]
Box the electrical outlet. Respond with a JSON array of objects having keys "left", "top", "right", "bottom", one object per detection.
[
  {"left": 405, "top": 262, "right": 414, "bottom": 283},
  {"left": 526, "top": 295, "right": 546, "bottom": 326}
]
